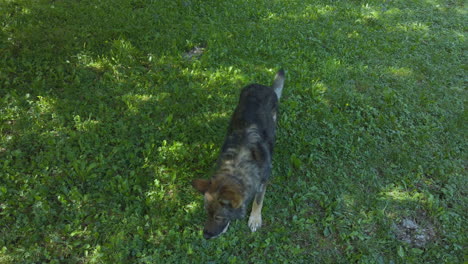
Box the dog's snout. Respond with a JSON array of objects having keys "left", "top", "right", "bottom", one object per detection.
[
  {"left": 203, "top": 230, "right": 214, "bottom": 239},
  {"left": 203, "top": 221, "right": 230, "bottom": 239}
]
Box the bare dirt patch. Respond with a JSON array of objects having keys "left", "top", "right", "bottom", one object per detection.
[
  {"left": 183, "top": 46, "right": 205, "bottom": 60},
  {"left": 393, "top": 218, "right": 436, "bottom": 248}
]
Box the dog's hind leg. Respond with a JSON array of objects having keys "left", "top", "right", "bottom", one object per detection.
[{"left": 248, "top": 183, "right": 267, "bottom": 232}]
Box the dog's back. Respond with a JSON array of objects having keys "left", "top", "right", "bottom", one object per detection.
[
  {"left": 213, "top": 71, "right": 284, "bottom": 204},
  {"left": 221, "top": 70, "right": 285, "bottom": 160}
]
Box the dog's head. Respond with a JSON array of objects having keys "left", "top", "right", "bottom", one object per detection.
[{"left": 192, "top": 178, "right": 245, "bottom": 239}]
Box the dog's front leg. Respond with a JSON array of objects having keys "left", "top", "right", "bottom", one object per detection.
[{"left": 248, "top": 183, "right": 266, "bottom": 232}]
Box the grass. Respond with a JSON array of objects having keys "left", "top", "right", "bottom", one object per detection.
[{"left": 0, "top": 0, "right": 466, "bottom": 263}]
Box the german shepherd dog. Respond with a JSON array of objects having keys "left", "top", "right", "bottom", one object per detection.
[{"left": 192, "top": 70, "right": 285, "bottom": 239}]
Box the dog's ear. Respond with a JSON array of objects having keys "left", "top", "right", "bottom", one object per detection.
[
  {"left": 192, "top": 179, "right": 211, "bottom": 194},
  {"left": 219, "top": 185, "right": 243, "bottom": 208}
]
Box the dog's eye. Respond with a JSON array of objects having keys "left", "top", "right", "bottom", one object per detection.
[{"left": 219, "top": 199, "right": 230, "bottom": 206}]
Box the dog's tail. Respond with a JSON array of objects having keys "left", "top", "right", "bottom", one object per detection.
[{"left": 272, "top": 69, "right": 285, "bottom": 100}]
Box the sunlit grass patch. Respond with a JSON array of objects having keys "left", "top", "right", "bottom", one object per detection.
[
  {"left": 387, "top": 66, "right": 414, "bottom": 78},
  {"left": 381, "top": 185, "right": 422, "bottom": 203}
]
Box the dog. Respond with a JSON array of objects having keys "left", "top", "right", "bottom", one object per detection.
[{"left": 192, "top": 69, "right": 285, "bottom": 239}]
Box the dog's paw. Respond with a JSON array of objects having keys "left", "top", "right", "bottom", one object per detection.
[{"left": 248, "top": 213, "right": 262, "bottom": 232}]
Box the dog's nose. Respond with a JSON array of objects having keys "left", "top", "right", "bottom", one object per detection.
[{"left": 203, "top": 230, "right": 214, "bottom": 239}]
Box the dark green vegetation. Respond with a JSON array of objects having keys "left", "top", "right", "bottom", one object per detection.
[{"left": 0, "top": 0, "right": 466, "bottom": 263}]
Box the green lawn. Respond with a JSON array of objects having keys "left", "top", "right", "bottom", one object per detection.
[{"left": 0, "top": 0, "right": 466, "bottom": 263}]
